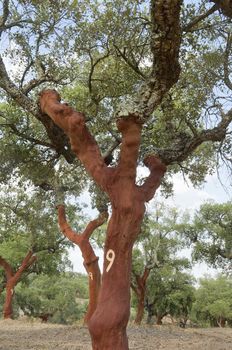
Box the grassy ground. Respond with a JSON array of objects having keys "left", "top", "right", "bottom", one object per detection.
[{"left": 0, "top": 319, "right": 232, "bottom": 349}]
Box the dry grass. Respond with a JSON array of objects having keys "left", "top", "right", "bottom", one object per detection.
[{"left": 0, "top": 319, "right": 232, "bottom": 349}]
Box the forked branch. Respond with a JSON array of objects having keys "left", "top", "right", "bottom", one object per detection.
[{"left": 39, "top": 89, "right": 110, "bottom": 189}]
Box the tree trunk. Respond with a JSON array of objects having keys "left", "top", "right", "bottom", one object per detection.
[
  {"left": 39, "top": 90, "right": 167, "bottom": 350},
  {"left": 135, "top": 293, "right": 145, "bottom": 325},
  {"left": 133, "top": 268, "right": 150, "bottom": 325},
  {"left": 88, "top": 207, "right": 144, "bottom": 350},
  {"left": 84, "top": 257, "right": 102, "bottom": 324},
  {"left": 3, "top": 283, "right": 14, "bottom": 319},
  {"left": 57, "top": 205, "right": 106, "bottom": 323},
  {"left": 0, "top": 252, "right": 36, "bottom": 319},
  {"left": 156, "top": 314, "right": 163, "bottom": 325},
  {"left": 217, "top": 316, "right": 226, "bottom": 328}
]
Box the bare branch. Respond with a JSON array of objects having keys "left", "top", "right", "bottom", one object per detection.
[
  {"left": 183, "top": 4, "right": 219, "bottom": 32},
  {"left": 0, "top": 255, "right": 14, "bottom": 280},
  {"left": 57, "top": 205, "right": 81, "bottom": 245},
  {"left": 156, "top": 109, "right": 232, "bottom": 165},
  {"left": 0, "top": 0, "right": 10, "bottom": 28},
  {"left": 223, "top": 33, "right": 232, "bottom": 90},
  {"left": 113, "top": 44, "right": 146, "bottom": 79}
]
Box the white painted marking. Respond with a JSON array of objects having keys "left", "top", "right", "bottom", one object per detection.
[{"left": 106, "top": 249, "right": 115, "bottom": 272}]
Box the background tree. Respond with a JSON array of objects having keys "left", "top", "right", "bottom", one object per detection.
[
  {"left": 14, "top": 272, "right": 89, "bottom": 324},
  {"left": 131, "top": 203, "right": 183, "bottom": 324},
  {"left": 145, "top": 263, "right": 195, "bottom": 326},
  {"left": 0, "top": 181, "right": 70, "bottom": 319},
  {"left": 191, "top": 275, "right": 232, "bottom": 327},
  {"left": 0, "top": 251, "right": 36, "bottom": 319},
  {"left": 178, "top": 201, "right": 232, "bottom": 270},
  {"left": 0, "top": 1, "right": 232, "bottom": 349}
]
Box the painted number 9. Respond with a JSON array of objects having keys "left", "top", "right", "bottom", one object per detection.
[{"left": 106, "top": 249, "right": 115, "bottom": 272}]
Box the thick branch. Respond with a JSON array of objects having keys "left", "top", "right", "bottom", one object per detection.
[
  {"left": 116, "top": 0, "right": 182, "bottom": 122},
  {"left": 57, "top": 204, "right": 107, "bottom": 263},
  {"left": 116, "top": 116, "right": 142, "bottom": 179},
  {"left": 183, "top": 4, "right": 219, "bottom": 32},
  {"left": 39, "top": 89, "right": 110, "bottom": 189},
  {"left": 57, "top": 204, "right": 82, "bottom": 245},
  {"left": 0, "top": 0, "right": 9, "bottom": 28},
  {"left": 156, "top": 109, "right": 232, "bottom": 165},
  {"left": 0, "top": 55, "right": 75, "bottom": 163},
  {"left": 13, "top": 251, "right": 36, "bottom": 284},
  {"left": 0, "top": 256, "right": 14, "bottom": 280},
  {"left": 140, "top": 155, "right": 167, "bottom": 202},
  {"left": 223, "top": 34, "right": 232, "bottom": 90},
  {"left": 210, "top": 0, "right": 232, "bottom": 18},
  {"left": 82, "top": 211, "right": 108, "bottom": 241}
]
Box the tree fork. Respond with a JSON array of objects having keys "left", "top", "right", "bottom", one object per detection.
[
  {"left": 0, "top": 251, "right": 36, "bottom": 319},
  {"left": 57, "top": 204, "right": 108, "bottom": 322},
  {"left": 39, "top": 89, "right": 166, "bottom": 349}
]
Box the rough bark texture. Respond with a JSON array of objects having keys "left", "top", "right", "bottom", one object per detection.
[
  {"left": 131, "top": 268, "right": 150, "bottom": 325},
  {"left": 0, "top": 251, "right": 36, "bottom": 319},
  {"left": 210, "top": 0, "right": 232, "bottom": 18},
  {"left": 39, "top": 90, "right": 166, "bottom": 349},
  {"left": 116, "top": 0, "right": 182, "bottom": 121},
  {"left": 57, "top": 204, "right": 107, "bottom": 323}
]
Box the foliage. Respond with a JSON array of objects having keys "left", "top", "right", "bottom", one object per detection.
[
  {"left": 146, "top": 265, "right": 195, "bottom": 324},
  {"left": 0, "top": 180, "right": 72, "bottom": 278},
  {"left": 191, "top": 275, "right": 232, "bottom": 327},
  {"left": 0, "top": 0, "right": 231, "bottom": 194},
  {"left": 177, "top": 201, "right": 232, "bottom": 270},
  {"left": 14, "top": 272, "right": 89, "bottom": 324},
  {"left": 131, "top": 203, "right": 194, "bottom": 324}
]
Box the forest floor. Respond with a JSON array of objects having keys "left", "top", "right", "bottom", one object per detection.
[{"left": 0, "top": 319, "right": 232, "bottom": 350}]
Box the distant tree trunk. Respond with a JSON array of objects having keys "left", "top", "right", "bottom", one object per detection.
[
  {"left": 40, "top": 90, "right": 166, "bottom": 350},
  {"left": 156, "top": 314, "right": 163, "bottom": 325},
  {"left": 38, "top": 313, "right": 53, "bottom": 323},
  {"left": 57, "top": 205, "right": 107, "bottom": 323},
  {"left": 0, "top": 252, "right": 36, "bottom": 319},
  {"left": 131, "top": 268, "right": 150, "bottom": 325},
  {"left": 217, "top": 316, "right": 226, "bottom": 328}
]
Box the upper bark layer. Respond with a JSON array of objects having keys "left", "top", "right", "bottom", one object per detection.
[{"left": 116, "top": 0, "right": 182, "bottom": 122}]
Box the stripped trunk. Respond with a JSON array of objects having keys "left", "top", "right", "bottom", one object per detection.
[
  {"left": 132, "top": 268, "right": 150, "bottom": 325},
  {"left": 84, "top": 257, "right": 102, "bottom": 323},
  {"left": 88, "top": 207, "right": 145, "bottom": 350},
  {"left": 0, "top": 252, "right": 36, "bottom": 319},
  {"left": 40, "top": 90, "right": 167, "bottom": 350},
  {"left": 4, "top": 283, "right": 14, "bottom": 319},
  {"left": 57, "top": 205, "right": 107, "bottom": 323}
]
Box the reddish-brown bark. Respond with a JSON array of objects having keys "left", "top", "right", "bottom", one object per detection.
[
  {"left": 131, "top": 268, "right": 150, "bottom": 325},
  {"left": 39, "top": 90, "right": 166, "bottom": 350},
  {"left": 57, "top": 204, "right": 108, "bottom": 322},
  {"left": 0, "top": 251, "right": 36, "bottom": 319}
]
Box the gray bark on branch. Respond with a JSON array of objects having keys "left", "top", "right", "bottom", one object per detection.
[
  {"left": 116, "top": 0, "right": 183, "bottom": 122},
  {"left": 155, "top": 109, "right": 232, "bottom": 165}
]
